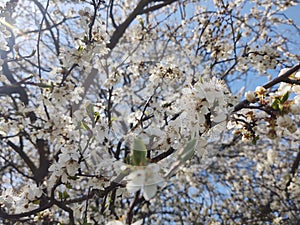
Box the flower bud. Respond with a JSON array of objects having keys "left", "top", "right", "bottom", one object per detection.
[
  {"left": 287, "top": 124, "right": 297, "bottom": 133},
  {"left": 266, "top": 129, "right": 277, "bottom": 139},
  {"left": 255, "top": 86, "right": 266, "bottom": 96},
  {"left": 245, "top": 91, "right": 256, "bottom": 102}
]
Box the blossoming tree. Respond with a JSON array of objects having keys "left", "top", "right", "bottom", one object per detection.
[{"left": 0, "top": 0, "right": 300, "bottom": 224}]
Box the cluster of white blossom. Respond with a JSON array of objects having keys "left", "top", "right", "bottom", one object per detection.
[
  {"left": 176, "top": 77, "right": 232, "bottom": 139},
  {"left": 0, "top": 183, "right": 42, "bottom": 214},
  {"left": 0, "top": 25, "right": 10, "bottom": 52},
  {"left": 0, "top": 16, "right": 9, "bottom": 77},
  {"left": 241, "top": 70, "right": 300, "bottom": 141},
  {"left": 0, "top": 0, "right": 300, "bottom": 224},
  {"left": 246, "top": 46, "right": 279, "bottom": 72},
  {"left": 61, "top": 7, "right": 109, "bottom": 70}
]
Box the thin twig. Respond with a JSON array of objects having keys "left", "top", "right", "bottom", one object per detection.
[
  {"left": 233, "top": 63, "right": 300, "bottom": 112},
  {"left": 36, "top": 0, "right": 50, "bottom": 78}
]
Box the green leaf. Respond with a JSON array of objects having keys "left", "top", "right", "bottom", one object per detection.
[
  {"left": 137, "top": 16, "right": 144, "bottom": 28},
  {"left": 139, "top": 19, "right": 144, "bottom": 28},
  {"left": 69, "top": 175, "right": 79, "bottom": 180},
  {"left": 32, "top": 200, "right": 40, "bottom": 205},
  {"left": 80, "top": 121, "right": 93, "bottom": 137},
  {"left": 81, "top": 121, "right": 90, "bottom": 131},
  {"left": 178, "top": 139, "right": 196, "bottom": 163},
  {"left": 86, "top": 104, "right": 95, "bottom": 127},
  {"left": 198, "top": 75, "right": 203, "bottom": 83},
  {"left": 132, "top": 138, "right": 147, "bottom": 166},
  {"left": 58, "top": 191, "right": 63, "bottom": 199},
  {"left": 252, "top": 135, "right": 259, "bottom": 145},
  {"left": 90, "top": 205, "right": 99, "bottom": 212},
  {"left": 94, "top": 111, "right": 100, "bottom": 124},
  {"left": 271, "top": 99, "right": 280, "bottom": 110},
  {"left": 280, "top": 91, "right": 289, "bottom": 103},
  {"left": 63, "top": 190, "right": 70, "bottom": 199},
  {"left": 278, "top": 103, "right": 283, "bottom": 112},
  {"left": 104, "top": 202, "right": 109, "bottom": 209},
  {"left": 78, "top": 45, "right": 84, "bottom": 52},
  {"left": 125, "top": 154, "right": 131, "bottom": 164},
  {"left": 236, "top": 31, "right": 242, "bottom": 41},
  {"left": 58, "top": 190, "right": 70, "bottom": 200}
]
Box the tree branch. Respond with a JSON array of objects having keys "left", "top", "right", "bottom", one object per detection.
[
  {"left": 140, "top": 0, "right": 178, "bottom": 14},
  {"left": 233, "top": 63, "right": 300, "bottom": 112},
  {"left": 126, "top": 191, "right": 141, "bottom": 225},
  {"left": 2, "top": 136, "right": 38, "bottom": 180},
  {"left": 0, "top": 201, "right": 54, "bottom": 221},
  {"left": 150, "top": 147, "right": 175, "bottom": 163},
  {"left": 285, "top": 147, "right": 300, "bottom": 193},
  {"left": 263, "top": 64, "right": 300, "bottom": 89},
  {"left": 107, "top": 0, "right": 149, "bottom": 50}
]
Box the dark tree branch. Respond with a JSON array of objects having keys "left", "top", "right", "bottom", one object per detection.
[
  {"left": 0, "top": 28, "right": 29, "bottom": 105},
  {"left": 126, "top": 191, "right": 141, "bottom": 225},
  {"left": 140, "top": 0, "right": 178, "bottom": 14},
  {"left": 109, "top": 0, "right": 118, "bottom": 28},
  {"left": 0, "top": 154, "right": 35, "bottom": 180},
  {"left": 263, "top": 64, "right": 300, "bottom": 89},
  {"left": 285, "top": 147, "right": 300, "bottom": 193},
  {"left": 0, "top": 201, "right": 54, "bottom": 221},
  {"left": 150, "top": 147, "right": 175, "bottom": 163},
  {"left": 0, "top": 85, "right": 29, "bottom": 105},
  {"left": 54, "top": 200, "right": 75, "bottom": 225},
  {"left": 107, "top": 0, "right": 149, "bottom": 50},
  {"left": 20, "top": 16, "right": 78, "bottom": 35},
  {"left": 34, "top": 0, "right": 50, "bottom": 78},
  {"left": 35, "top": 138, "right": 50, "bottom": 183},
  {"left": 33, "top": 0, "right": 60, "bottom": 55},
  {"left": 1, "top": 136, "right": 38, "bottom": 180},
  {"left": 233, "top": 63, "right": 300, "bottom": 112},
  {"left": 88, "top": 0, "right": 102, "bottom": 42}
]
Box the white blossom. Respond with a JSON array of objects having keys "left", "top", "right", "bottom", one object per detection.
[
  {"left": 1, "top": 0, "right": 300, "bottom": 224},
  {"left": 126, "top": 164, "right": 164, "bottom": 200}
]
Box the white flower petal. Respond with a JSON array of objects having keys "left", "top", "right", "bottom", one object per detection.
[
  {"left": 127, "top": 170, "right": 146, "bottom": 185},
  {"left": 126, "top": 170, "right": 146, "bottom": 193},
  {"left": 126, "top": 180, "right": 142, "bottom": 193},
  {"left": 143, "top": 184, "right": 157, "bottom": 200},
  {"left": 213, "top": 112, "right": 226, "bottom": 123}
]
